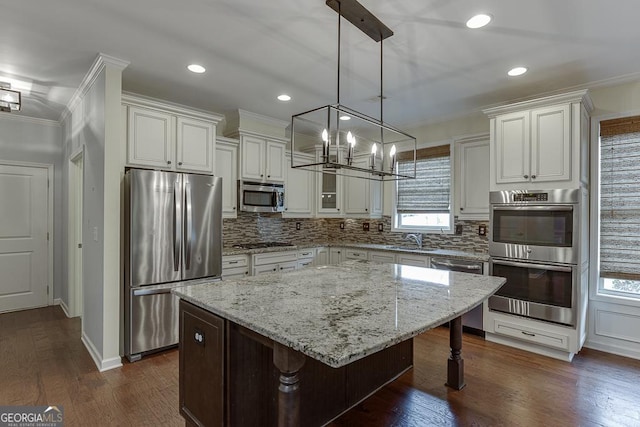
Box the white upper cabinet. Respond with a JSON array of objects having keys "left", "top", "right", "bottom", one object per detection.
[
  {"left": 123, "top": 95, "right": 222, "bottom": 174},
  {"left": 485, "top": 90, "right": 593, "bottom": 191},
  {"left": 284, "top": 152, "right": 314, "bottom": 217},
  {"left": 176, "top": 117, "right": 215, "bottom": 173},
  {"left": 215, "top": 137, "right": 239, "bottom": 218},
  {"left": 344, "top": 155, "right": 383, "bottom": 217},
  {"left": 127, "top": 106, "right": 174, "bottom": 169},
  {"left": 456, "top": 135, "right": 490, "bottom": 219},
  {"left": 240, "top": 135, "right": 286, "bottom": 183}
]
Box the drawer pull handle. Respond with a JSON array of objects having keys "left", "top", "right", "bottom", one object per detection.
[
  {"left": 521, "top": 331, "right": 536, "bottom": 337},
  {"left": 229, "top": 261, "right": 239, "bottom": 264}
]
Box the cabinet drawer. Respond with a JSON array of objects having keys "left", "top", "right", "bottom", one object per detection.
[
  {"left": 252, "top": 251, "right": 297, "bottom": 266},
  {"left": 396, "top": 254, "right": 429, "bottom": 267},
  {"left": 344, "top": 249, "right": 368, "bottom": 260},
  {"left": 297, "top": 259, "right": 314, "bottom": 269},
  {"left": 222, "top": 255, "right": 248, "bottom": 269},
  {"left": 222, "top": 267, "right": 250, "bottom": 280},
  {"left": 493, "top": 319, "right": 570, "bottom": 351},
  {"left": 297, "top": 248, "right": 316, "bottom": 260},
  {"left": 368, "top": 251, "right": 396, "bottom": 263}
]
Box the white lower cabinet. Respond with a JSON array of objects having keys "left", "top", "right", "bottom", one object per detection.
[
  {"left": 297, "top": 248, "right": 316, "bottom": 269},
  {"left": 222, "top": 255, "right": 250, "bottom": 279},
  {"left": 395, "top": 254, "right": 430, "bottom": 267},
  {"left": 368, "top": 251, "right": 396, "bottom": 263},
  {"left": 314, "top": 247, "right": 329, "bottom": 266},
  {"left": 344, "top": 249, "right": 368, "bottom": 261},
  {"left": 492, "top": 318, "right": 570, "bottom": 351},
  {"left": 252, "top": 251, "right": 298, "bottom": 276},
  {"left": 329, "top": 247, "right": 345, "bottom": 265}
]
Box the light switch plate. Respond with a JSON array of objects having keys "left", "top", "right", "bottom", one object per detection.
[
  {"left": 363, "top": 223, "right": 370, "bottom": 231},
  {"left": 377, "top": 223, "right": 384, "bottom": 232},
  {"left": 296, "top": 222, "right": 301, "bottom": 230},
  {"left": 478, "top": 225, "right": 487, "bottom": 236},
  {"left": 340, "top": 222, "right": 345, "bottom": 230}
]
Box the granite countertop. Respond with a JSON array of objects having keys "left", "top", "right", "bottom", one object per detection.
[
  {"left": 222, "top": 242, "right": 489, "bottom": 262},
  {"left": 173, "top": 260, "right": 505, "bottom": 368}
]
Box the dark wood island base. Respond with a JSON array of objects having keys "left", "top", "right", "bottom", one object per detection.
[{"left": 179, "top": 300, "right": 468, "bottom": 427}]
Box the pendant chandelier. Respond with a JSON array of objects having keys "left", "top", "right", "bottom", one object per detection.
[{"left": 290, "top": 0, "right": 416, "bottom": 181}]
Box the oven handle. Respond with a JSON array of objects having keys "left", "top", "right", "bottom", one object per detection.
[
  {"left": 492, "top": 205, "right": 573, "bottom": 211},
  {"left": 491, "top": 258, "right": 573, "bottom": 272}
]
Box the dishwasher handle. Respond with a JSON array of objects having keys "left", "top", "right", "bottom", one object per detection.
[{"left": 431, "top": 259, "right": 483, "bottom": 273}]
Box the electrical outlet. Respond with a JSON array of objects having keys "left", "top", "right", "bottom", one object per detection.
[
  {"left": 377, "top": 223, "right": 384, "bottom": 232},
  {"left": 363, "top": 222, "right": 370, "bottom": 231},
  {"left": 340, "top": 222, "right": 345, "bottom": 230},
  {"left": 478, "top": 225, "right": 487, "bottom": 236},
  {"left": 455, "top": 224, "right": 463, "bottom": 235},
  {"left": 296, "top": 222, "right": 301, "bottom": 230}
]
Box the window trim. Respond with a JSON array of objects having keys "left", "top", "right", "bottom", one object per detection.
[
  {"left": 392, "top": 140, "right": 455, "bottom": 234},
  {"left": 590, "top": 110, "right": 640, "bottom": 308}
]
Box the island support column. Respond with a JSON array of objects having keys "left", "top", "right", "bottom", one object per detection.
[
  {"left": 446, "top": 316, "right": 466, "bottom": 390},
  {"left": 273, "top": 343, "right": 306, "bottom": 427}
]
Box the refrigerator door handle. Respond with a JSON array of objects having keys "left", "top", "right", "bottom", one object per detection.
[
  {"left": 173, "top": 180, "right": 181, "bottom": 272},
  {"left": 185, "top": 181, "right": 193, "bottom": 270},
  {"left": 133, "top": 287, "right": 173, "bottom": 297}
]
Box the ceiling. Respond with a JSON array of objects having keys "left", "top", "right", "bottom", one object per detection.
[{"left": 4, "top": 0, "right": 640, "bottom": 127}]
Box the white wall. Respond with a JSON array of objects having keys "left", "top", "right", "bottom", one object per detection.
[
  {"left": 60, "top": 55, "right": 127, "bottom": 371},
  {"left": 0, "top": 116, "right": 63, "bottom": 300}
]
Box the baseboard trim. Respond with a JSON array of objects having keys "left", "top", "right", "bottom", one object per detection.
[
  {"left": 81, "top": 331, "right": 123, "bottom": 372},
  {"left": 55, "top": 298, "right": 72, "bottom": 318},
  {"left": 584, "top": 339, "right": 640, "bottom": 361}
]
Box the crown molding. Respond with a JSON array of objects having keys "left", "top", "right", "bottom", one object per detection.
[
  {"left": 59, "top": 53, "right": 130, "bottom": 123},
  {"left": 122, "top": 92, "right": 223, "bottom": 123},
  {"left": 483, "top": 89, "right": 592, "bottom": 118},
  {"left": 0, "top": 113, "right": 60, "bottom": 127}
]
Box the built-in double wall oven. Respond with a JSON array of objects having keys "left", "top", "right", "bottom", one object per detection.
[{"left": 488, "top": 189, "right": 582, "bottom": 326}]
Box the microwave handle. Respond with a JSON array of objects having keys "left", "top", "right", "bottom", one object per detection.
[
  {"left": 491, "top": 258, "right": 572, "bottom": 273},
  {"left": 492, "top": 205, "right": 573, "bottom": 211}
]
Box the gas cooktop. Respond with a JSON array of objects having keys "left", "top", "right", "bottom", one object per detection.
[{"left": 232, "top": 242, "right": 295, "bottom": 250}]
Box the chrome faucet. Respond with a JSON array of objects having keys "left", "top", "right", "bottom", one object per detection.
[{"left": 405, "top": 233, "right": 423, "bottom": 249}]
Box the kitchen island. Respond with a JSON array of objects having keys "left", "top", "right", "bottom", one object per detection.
[{"left": 173, "top": 260, "right": 506, "bottom": 427}]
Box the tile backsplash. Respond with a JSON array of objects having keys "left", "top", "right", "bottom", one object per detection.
[{"left": 223, "top": 212, "right": 488, "bottom": 253}]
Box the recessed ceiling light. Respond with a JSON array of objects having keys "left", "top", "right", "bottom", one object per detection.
[
  {"left": 277, "top": 94, "right": 291, "bottom": 101},
  {"left": 187, "top": 64, "right": 206, "bottom": 74},
  {"left": 339, "top": 115, "right": 351, "bottom": 121},
  {"left": 466, "top": 14, "right": 492, "bottom": 29},
  {"left": 508, "top": 67, "right": 528, "bottom": 77}
]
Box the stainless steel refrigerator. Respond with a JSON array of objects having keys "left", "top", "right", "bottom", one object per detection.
[{"left": 124, "top": 168, "right": 222, "bottom": 361}]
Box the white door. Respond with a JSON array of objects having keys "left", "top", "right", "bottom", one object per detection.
[{"left": 0, "top": 163, "right": 49, "bottom": 313}]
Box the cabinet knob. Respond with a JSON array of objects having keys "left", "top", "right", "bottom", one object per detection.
[
  {"left": 178, "top": 161, "right": 183, "bottom": 166},
  {"left": 280, "top": 267, "right": 283, "bottom": 270},
  {"left": 245, "top": 271, "right": 249, "bottom": 275},
  {"left": 167, "top": 161, "right": 172, "bottom": 165},
  {"left": 337, "top": 208, "right": 340, "bottom": 211},
  {"left": 233, "top": 207, "right": 236, "bottom": 210},
  {"left": 365, "top": 208, "right": 368, "bottom": 212},
  {"left": 460, "top": 207, "right": 464, "bottom": 211},
  {"left": 273, "top": 268, "right": 277, "bottom": 272},
  {"left": 261, "top": 174, "right": 264, "bottom": 177},
  {"left": 267, "top": 175, "right": 271, "bottom": 178},
  {"left": 531, "top": 174, "right": 537, "bottom": 179},
  {"left": 523, "top": 174, "right": 529, "bottom": 179},
  {"left": 285, "top": 208, "right": 288, "bottom": 211}
]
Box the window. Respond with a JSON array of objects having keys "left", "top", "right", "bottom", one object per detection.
[
  {"left": 393, "top": 143, "right": 453, "bottom": 233},
  {"left": 598, "top": 116, "right": 640, "bottom": 298}
]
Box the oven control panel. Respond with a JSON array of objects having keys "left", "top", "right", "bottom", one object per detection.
[{"left": 512, "top": 193, "right": 548, "bottom": 202}]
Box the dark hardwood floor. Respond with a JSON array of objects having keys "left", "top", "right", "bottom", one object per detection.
[{"left": 1, "top": 306, "right": 639, "bottom": 426}]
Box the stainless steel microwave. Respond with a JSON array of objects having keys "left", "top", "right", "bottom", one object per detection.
[{"left": 238, "top": 181, "right": 285, "bottom": 213}]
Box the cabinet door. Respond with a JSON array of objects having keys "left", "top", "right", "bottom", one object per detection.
[
  {"left": 176, "top": 117, "right": 215, "bottom": 173},
  {"left": 315, "top": 247, "right": 329, "bottom": 266},
  {"left": 216, "top": 142, "right": 238, "bottom": 218},
  {"left": 329, "top": 247, "right": 345, "bottom": 265},
  {"left": 241, "top": 136, "right": 265, "bottom": 181},
  {"left": 284, "top": 154, "right": 314, "bottom": 217},
  {"left": 344, "top": 157, "right": 369, "bottom": 215},
  {"left": 127, "top": 106, "right": 174, "bottom": 168},
  {"left": 179, "top": 300, "right": 225, "bottom": 427},
  {"left": 368, "top": 251, "right": 396, "bottom": 263},
  {"left": 265, "top": 141, "right": 286, "bottom": 182},
  {"left": 253, "top": 263, "right": 278, "bottom": 275},
  {"left": 495, "top": 111, "right": 530, "bottom": 184},
  {"left": 370, "top": 178, "right": 383, "bottom": 216},
  {"left": 530, "top": 104, "right": 571, "bottom": 183},
  {"left": 396, "top": 254, "right": 429, "bottom": 267},
  {"left": 279, "top": 261, "right": 298, "bottom": 273},
  {"left": 459, "top": 138, "right": 490, "bottom": 217}
]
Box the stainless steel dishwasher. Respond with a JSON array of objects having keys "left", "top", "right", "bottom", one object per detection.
[{"left": 430, "top": 257, "right": 485, "bottom": 335}]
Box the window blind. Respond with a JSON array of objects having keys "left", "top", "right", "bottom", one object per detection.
[
  {"left": 600, "top": 116, "right": 640, "bottom": 280},
  {"left": 396, "top": 145, "right": 450, "bottom": 213}
]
